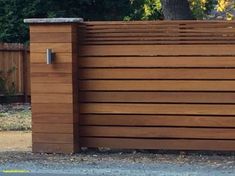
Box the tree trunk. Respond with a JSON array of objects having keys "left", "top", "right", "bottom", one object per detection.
[{"left": 161, "top": 0, "right": 195, "bottom": 20}]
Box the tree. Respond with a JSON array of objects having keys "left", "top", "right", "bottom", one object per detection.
[
  {"left": 214, "top": 0, "right": 234, "bottom": 20},
  {"left": 0, "top": 0, "right": 230, "bottom": 43},
  {"left": 160, "top": 0, "right": 195, "bottom": 19}
]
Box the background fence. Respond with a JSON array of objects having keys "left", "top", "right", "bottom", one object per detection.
[{"left": 0, "top": 43, "right": 30, "bottom": 102}]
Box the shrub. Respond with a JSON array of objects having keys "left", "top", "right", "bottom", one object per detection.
[{"left": 0, "top": 66, "right": 16, "bottom": 95}]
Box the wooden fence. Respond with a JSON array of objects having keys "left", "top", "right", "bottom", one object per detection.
[
  {"left": 0, "top": 43, "right": 30, "bottom": 101},
  {"left": 27, "top": 19, "right": 235, "bottom": 153}
]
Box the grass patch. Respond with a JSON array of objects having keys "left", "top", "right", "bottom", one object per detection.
[{"left": 0, "top": 104, "right": 31, "bottom": 131}]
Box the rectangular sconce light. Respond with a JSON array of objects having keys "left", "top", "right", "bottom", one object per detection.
[{"left": 46, "top": 48, "right": 53, "bottom": 64}]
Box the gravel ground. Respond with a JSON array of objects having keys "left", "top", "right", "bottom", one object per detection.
[
  {"left": 0, "top": 104, "right": 235, "bottom": 175},
  {"left": 0, "top": 103, "right": 31, "bottom": 131},
  {"left": 0, "top": 150, "right": 235, "bottom": 175}
]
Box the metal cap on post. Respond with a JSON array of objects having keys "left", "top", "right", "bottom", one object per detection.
[{"left": 24, "top": 18, "right": 84, "bottom": 24}]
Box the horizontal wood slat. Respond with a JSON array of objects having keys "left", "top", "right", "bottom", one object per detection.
[
  {"left": 80, "top": 126, "right": 235, "bottom": 139},
  {"left": 80, "top": 138, "right": 235, "bottom": 151},
  {"left": 30, "top": 43, "right": 73, "bottom": 53},
  {"left": 33, "top": 143, "right": 78, "bottom": 153},
  {"left": 33, "top": 123, "right": 74, "bottom": 133},
  {"left": 78, "top": 57, "right": 235, "bottom": 68},
  {"left": 31, "top": 83, "right": 72, "bottom": 93},
  {"left": 80, "top": 115, "right": 235, "bottom": 127},
  {"left": 79, "top": 80, "right": 235, "bottom": 91},
  {"left": 79, "top": 45, "right": 235, "bottom": 56},
  {"left": 32, "top": 103, "right": 73, "bottom": 114},
  {"left": 30, "top": 24, "right": 77, "bottom": 33},
  {"left": 32, "top": 133, "right": 75, "bottom": 143},
  {"left": 32, "top": 94, "right": 73, "bottom": 103},
  {"left": 85, "top": 20, "right": 235, "bottom": 25},
  {"left": 79, "top": 92, "right": 235, "bottom": 103},
  {"left": 79, "top": 68, "right": 235, "bottom": 80},
  {"left": 30, "top": 32, "right": 76, "bottom": 43},
  {"left": 84, "top": 41, "right": 235, "bottom": 45},
  {"left": 85, "top": 26, "right": 235, "bottom": 32},
  {"left": 84, "top": 33, "right": 235, "bottom": 38},
  {"left": 33, "top": 113, "right": 75, "bottom": 123},
  {"left": 31, "top": 73, "right": 72, "bottom": 83},
  {"left": 80, "top": 103, "right": 235, "bottom": 115},
  {"left": 31, "top": 64, "right": 72, "bottom": 74},
  {"left": 31, "top": 53, "right": 73, "bottom": 64}
]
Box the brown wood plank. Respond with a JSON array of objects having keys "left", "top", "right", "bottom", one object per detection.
[
  {"left": 105, "top": 31, "right": 233, "bottom": 36},
  {"left": 31, "top": 64, "right": 72, "bottom": 74},
  {"left": 33, "top": 113, "right": 75, "bottom": 123},
  {"left": 85, "top": 33, "right": 235, "bottom": 38},
  {"left": 79, "top": 92, "right": 235, "bottom": 103},
  {"left": 31, "top": 53, "right": 73, "bottom": 64},
  {"left": 80, "top": 138, "right": 235, "bottom": 151},
  {"left": 31, "top": 73, "right": 72, "bottom": 83},
  {"left": 86, "top": 28, "right": 235, "bottom": 33},
  {"left": 80, "top": 126, "right": 235, "bottom": 139},
  {"left": 85, "top": 22, "right": 180, "bottom": 27},
  {"left": 79, "top": 80, "right": 235, "bottom": 91},
  {"left": 85, "top": 20, "right": 235, "bottom": 25},
  {"left": 31, "top": 83, "right": 72, "bottom": 93},
  {"left": 32, "top": 103, "right": 73, "bottom": 114},
  {"left": 32, "top": 133, "right": 74, "bottom": 143},
  {"left": 79, "top": 68, "right": 235, "bottom": 80},
  {"left": 30, "top": 24, "right": 76, "bottom": 33},
  {"left": 85, "top": 23, "right": 235, "bottom": 28},
  {"left": 33, "top": 123, "right": 74, "bottom": 133},
  {"left": 30, "top": 43, "right": 73, "bottom": 53},
  {"left": 80, "top": 103, "right": 235, "bottom": 115},
  {"left": 78, "top": 57, "right": 235, "bottom": 68},
  {"left": 30, "top": 32, "right": 76, "bottom": 43},
  {"left": 79, "top": 45, "right": 235, "bottom": 56},
  {"left": 84, "top": 41, "right": 235, "bottom": 45},
  {"left": 32, "top": 94, "right": 73, "bottom": 104},
  {"left": 80, "top": 114, "right": 235, "bottom": 127},
  {"left": 85, "top": 26, "right": 235, "bottom": 31},
  {"left": 33, "top": 143, "right": 78, "bottom": 153}
]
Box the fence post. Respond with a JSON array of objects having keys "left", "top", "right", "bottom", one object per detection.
[
  {"left": 22, "top": 45, "right": 28, "bottom": 103},
  {"left": 24, "top": 18, "right": 83, "bottom": 153}
]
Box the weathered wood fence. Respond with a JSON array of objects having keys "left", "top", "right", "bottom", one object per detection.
[
  {"left": 0, "top": 43, "right": 30, "bottom": 101},
  {"left": 26, "top": 18, "right": 235, "bottom": 153}
]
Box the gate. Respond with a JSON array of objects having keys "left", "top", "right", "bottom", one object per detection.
[{"left": 25, "top": 18, "right": 235, "bottom": 153}]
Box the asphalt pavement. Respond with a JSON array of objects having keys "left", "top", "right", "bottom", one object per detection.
[{"left": 0, "top": 151, "right": 235, "bottom": 176}]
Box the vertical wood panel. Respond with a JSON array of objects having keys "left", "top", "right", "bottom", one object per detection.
[{"left": 0, "top": 43, "right": 29, "bottom": 95}]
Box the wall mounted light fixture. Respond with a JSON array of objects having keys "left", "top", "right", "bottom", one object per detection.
[{"left": 46, "top": 48, "right": 53, "bottom": 64}]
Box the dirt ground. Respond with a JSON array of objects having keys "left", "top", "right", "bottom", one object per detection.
[
  {"left": 0, "top": 131, "right": 31, "bottom": 152},
  {"left": 0, "top": 131, "right": 235, "bottom": 175}
]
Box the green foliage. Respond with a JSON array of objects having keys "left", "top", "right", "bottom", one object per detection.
[
  {"left": 0, "top": 0, "right": 225, "bottom": 43},
  {"left": 0, "top": 0, "right": 138, "bottom": 43},
  {"left": 190, "top": 0, "right": 217, "bottom": 19},
  {"left": 0, "top": 67, "right": 16, "bottom": 95},
  {"left": 124, "top": 0, "right": 162, "bottom": 20}
]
